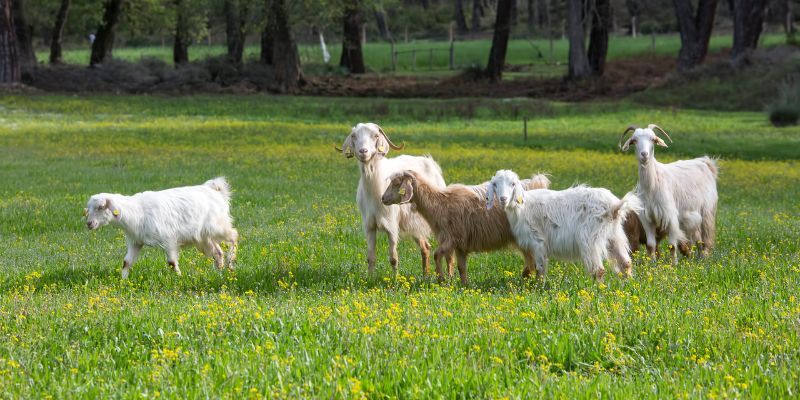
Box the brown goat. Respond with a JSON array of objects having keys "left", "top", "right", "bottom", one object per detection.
[{"left": 381, "top": 170, "right": 550, "bottom": 285}]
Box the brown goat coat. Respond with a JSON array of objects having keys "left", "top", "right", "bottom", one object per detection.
[{"left": 385, "top": 171, "right": 546, "bottom": 284}]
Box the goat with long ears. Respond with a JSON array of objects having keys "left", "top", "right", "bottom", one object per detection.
[{"left": 618, "top": 123, "right": 718, "bottom": 264}]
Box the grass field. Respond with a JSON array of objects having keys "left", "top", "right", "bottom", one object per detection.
[
  {"left": 36, "top": 33, "right": 788, "bottom": 75},
  {"left": 0, "top": 94, "right": 799, "bottom": 398}
]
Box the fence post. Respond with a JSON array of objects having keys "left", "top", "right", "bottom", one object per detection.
[
  {"left": 390, "top": 42, "right": 396, "bottom": 71},
  {"left": 429, "top": 49, "right": 433, "bottom": 70},
  {"left": 651, "top": 31, "right": 656, "bottom": 53},
  {"left": 449, "top": 43, "right": 455, "bottom": 70},
  {"left": 523, "top": 117, "right": 528, "bottom": 142},
  {"left": 411, "top": 50, "right": 416, "bottom": 71}
]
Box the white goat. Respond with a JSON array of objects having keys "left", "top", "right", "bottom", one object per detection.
[
  {"left": 336, "top": 122, "right": 446, "bottom": 275},
  {"left": 619, "top": 124, "right": 718, "bottom": 263},
  {"left": 488, "top": 170, "right": 640, "bottom": 281},
  {"left": 84, "top": 177, "right": 239, "bottom": 278}
]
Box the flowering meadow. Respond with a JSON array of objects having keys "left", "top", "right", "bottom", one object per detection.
[{"left": 0, "top": 95, "right": 798, "bottom": 398}]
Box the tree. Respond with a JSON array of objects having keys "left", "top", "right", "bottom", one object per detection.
[
  {"left": 484, "top": 0, "right": 513, "bottom": 81},
  {"left": 340, "top": 0, "right": 365, "bottom": 74},
  {"left": 625, "top": 0, "right": 641, "bottom": 37},
  {"left": 374, "top": 4, "right": 391, "bottom": 40},
  {"left": 455, "top": 0, "right": 468, "bottom": 34},
  {"left": 224, "top": 0, "right": 248, "bottom": 64},
  {"left": 672, "top": 0, "right": 718, "bottom": 71},
  {"left": 266, "top": 0, "right": 303, "bottom": 91},
  {"left": 731, "top": 0, "right": 768, "bottom": 60},
  {"left": 11, "top": 0, "right": 34, "bottom": 65},
  {"left": 471, "top": 0, "right": 482, "bottom": 33},
  {"left": 90, "top": 0, "right": 124, "bottom": 66},
  {"left": 0, "top": 0, "right": 19, "bottom": 83},
  {"left": 587, "top": 0, "right": 611, "bottom": 75},
  {"left": 49, "top": 0, "right": 70, "bottom": 64},
  {"left": 566, "top": 0, "right": 591, "bottom": 79},
  {"left": 174, "top": 0, "right": 190, "bottom": 64}
]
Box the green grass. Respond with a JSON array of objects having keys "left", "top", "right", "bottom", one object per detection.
[
  {"left": 35, "top": 33, "right": 788, "bottom": 76},
  {"left": 0, "top": 95, "right": 799, "bottom": 398}
]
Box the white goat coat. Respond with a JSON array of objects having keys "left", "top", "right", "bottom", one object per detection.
[
  {"left": 108, "top": 182, "right": 234, "bottom": 249},
  {"left": 636, "top": 156, "right": 718, "bottom": 242},
  {"left": 504, "top": 187, "right": 634, "bottom": 264},
  {"left": 358, "top": 154, "right": 444, "bottom": 240}
]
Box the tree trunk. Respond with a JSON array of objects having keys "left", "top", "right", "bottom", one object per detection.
[
  {"left": 374, "top": 6, "right": 392, "bottom": 40},
  {"left": 455, "top": 0, "right": 469, "bottom": 34},
  {"left": 673, "top": 0, "right": 718, "bottom": 71},
  {"left": 268, "top": 0, "right": 303, "bottom": 92},
  {"left": 484, "top": 0, "right": 513, "bottom": 82},
  {"left": 340, "top": 1, "right": 365, "bottom": 74},
  {"left": 260, "top": 19, "right": 273, "bottom": 65},
  {"left": 731, "top": 0, "right": 767, "bottom": 60},
  {"left": 785, "top": 0, "right": 795, "bottom": 35},
  {"left": 587, "top": 0, "right": 610, "bottom": 75},
  {"left": 11, "top": 0, "right": 33, "bottom": 65},
  {"left": 173, "top": 0, "right": 189, "bottom": 65},
  {"left": 510, "top": 0, "right": 518, "bottom": 25},
  {"left": 472, "top": 0, "right": 483, "bottom": 33},
  {"left": 567, "top": 0, "right": 591, "bottom": 79},
  {"left": 0, "top": 0, "right": 19, "bottom": 83},
  {"left": 625, "top": 0, "right": 640, "bottom": 36},
  {"left": 49, "top": 0, "right": 69, "bottom": 64},
  {"left": 527, "top": 0, "right": 536, "bottom": 34},
  {"left": 90, "top": 0, "right": 123, "bottom": 66},
  {"left": 224, "top": 0, "right": 246, "bottom": 64}
]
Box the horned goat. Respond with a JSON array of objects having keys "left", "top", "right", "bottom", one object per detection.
[
  {"left": 84, "top": 177, "right": 238, "bottom": 278},
  {"left": 336, "top": 123, "right": 446, "bottom": 275},
  {"left": 619, "top": 124, "right": 718, "bottom": 264},
  {"left": 488, "top": 170, "right": 640, "bottom": 281},
  {"left": 381, "top": 170, "right": 551, "bottom": 285}
]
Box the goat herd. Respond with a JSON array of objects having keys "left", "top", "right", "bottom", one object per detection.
[{"left": 83, "top": 122, "right": 718, "bottom": 285}]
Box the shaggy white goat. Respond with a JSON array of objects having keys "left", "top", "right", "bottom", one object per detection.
[
  {"left": 84, "top": 177, "right": 239, "bottom": 278},
  {"left": 336, "top": 122, "right": 446, "bottom": 275},
  {"left": 488, "top": 170, "right": 640, "bottom": 281},
  {"left": 619, "top": 124, "right": 718, "bottom": 263}
]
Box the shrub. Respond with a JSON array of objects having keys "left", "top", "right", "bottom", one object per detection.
[{"left": 768, "top": 75, "right": 800, "bottom": 127}]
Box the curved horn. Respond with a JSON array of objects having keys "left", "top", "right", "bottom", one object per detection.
[
  {"left": 648, "top": 124, "right": 673, "bottom": 143},
  {"left": 378, "top": 126, "right": 405, "bottom": 150},
  {"left": 334, "top": 145, "right": 343, "bottom": 152},
  {"left": 618, "top": 124, "right": 639, "bottom": 150}
]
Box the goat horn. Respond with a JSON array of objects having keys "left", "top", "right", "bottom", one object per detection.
[
  {"left": 648, "top": 124, "right": 673, "bottom": 143},
  {"left": 378, "top": 127, "right": 405, "bottom": 150},
  {"left": 618, "top": 124, "right": 639, "bottom": 150},
  {"left": 334, "top": 145, "right": 343, "bottom": 152}
]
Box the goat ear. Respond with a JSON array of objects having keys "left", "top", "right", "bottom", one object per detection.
[
  {"left": 106, "top": 198, "right": 121, "bottom": 218},
  {"left": 513, "top": 183, "right": 525, "bottom": 206},
  {"left": 398, "top": 179, "right": 414, "bottom": 203},
  {"left": 376, "top": 134, "right": 388, "bottom": 156},
  {"left": 654, "top": 137, "right": 668, "bottom": 148},
  {"left": 486, "top": 182, "right": 496, "bottom": 210},
  {"left": 341, "top": 135, "right": 354, "bottom": 158}
]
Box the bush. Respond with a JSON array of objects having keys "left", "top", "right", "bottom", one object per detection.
[{"left": 768, "top": 75, "right": 800, "bottom": 127}]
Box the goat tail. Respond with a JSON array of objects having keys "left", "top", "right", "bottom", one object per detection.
[
  {"left": 527, "top": 173, "right": 551, "bottom": 190},
  {"left": 702, "top": 156, "right": 719, "bottom": 179},
  {"left": 205, "top": 177, "right": 232, "bottom": 201},
  {"left": 608, "top": 192, "right": 642, "bottom": 222}
]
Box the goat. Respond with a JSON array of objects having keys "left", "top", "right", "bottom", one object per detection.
[
  {"left": 336, "top": 123, "right": 446, "bottom": 275},
  {"left": 488, "top": 170, "right": 640, "bottom": 281},
  {"left": 381, "top": 170, "right": 551, "bottom": 285},
  {"left": 84, "top": 177, "right": 238, "bottom": 278},
  {"left": 619, "top": 124, "right": 718, "bottom": 264}
]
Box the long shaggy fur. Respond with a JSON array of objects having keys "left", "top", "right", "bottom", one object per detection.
[
  {"left": 382, "top": 171, "right": 550, "bottom": 284},
  {"left": 489, "top": 170, "right": 639, "bottom": 281},
  {"left": 84, "top": 177, "right": 238, "bottom": 278}
]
